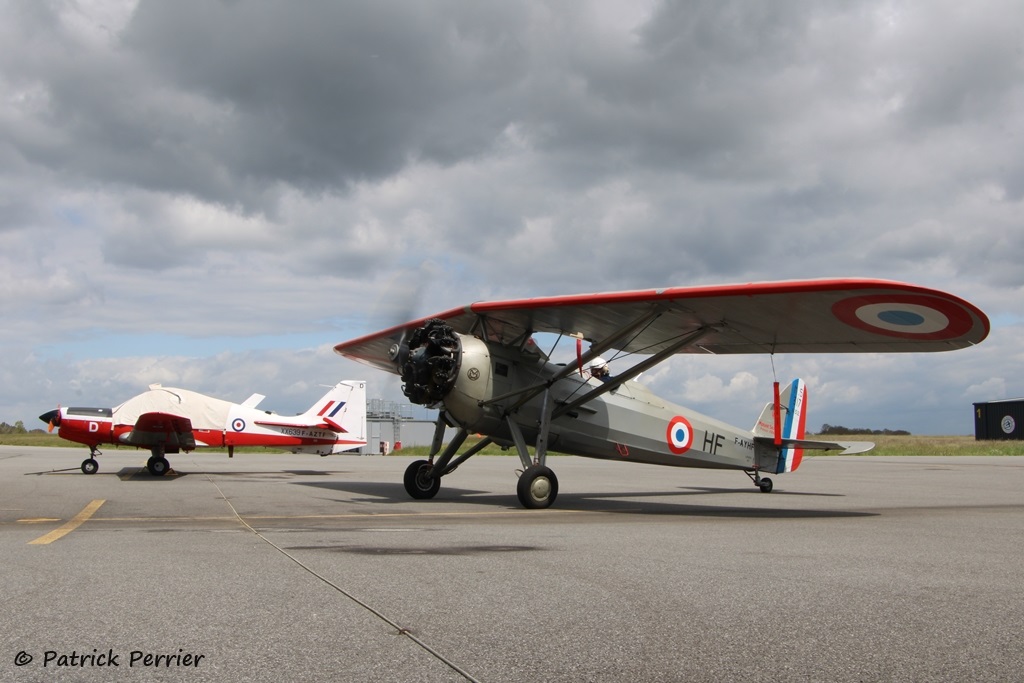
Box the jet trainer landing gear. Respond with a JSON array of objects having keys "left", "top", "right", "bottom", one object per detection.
[
  {"left": 81, "top": 447, "right": 101, "bottom": 475},
  {"left": 146, "top": 447, "right": 171, "bottom": 477},
  {"left": 147, "top": 457, "right": 170, "bottom": 476},
  {"left": 745, "top": 470, "right": 773, "bottom": 493}
]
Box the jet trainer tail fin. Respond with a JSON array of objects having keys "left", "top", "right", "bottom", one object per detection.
[
  {"left": 753, "top": 378, "right": 874, "bottom": 473},
  {"left": 304, "top": 381, "right": 367, "bottom": 440}
]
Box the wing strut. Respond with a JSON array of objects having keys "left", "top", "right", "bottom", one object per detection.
[
  {"left": 479, "top": 310, "right": 665, "bottom": 411},
  {"left": 553, "top": 325, "right": 718, "bottom": 419}
]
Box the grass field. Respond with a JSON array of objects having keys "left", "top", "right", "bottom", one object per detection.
[{"left": 4, "top": 432, "right": 1024, "bottom": 456}]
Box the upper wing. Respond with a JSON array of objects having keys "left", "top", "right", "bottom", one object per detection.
[
  {"left": 334, "top": 278, "right": 989, "bottom": 374},
  {"left": 122, "top": 412, "right": 197, "bottom": 450}
]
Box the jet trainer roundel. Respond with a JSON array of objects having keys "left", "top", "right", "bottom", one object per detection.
[
  {"left": 40, "top": 381, "right": 367, "bottom": 475},
  {"left": 334, "top": 278, "right": 988, "bottom": 509}
]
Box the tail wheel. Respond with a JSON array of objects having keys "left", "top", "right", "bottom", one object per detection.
[
  {"left": 403, "top": 459, "right": 441, "bottom": 499},
  {"left": 517, "top": 465, "right": 558, "bottom": 509},
  {"left": 758, "top": 477, "right": 774, "bottom": 493}
]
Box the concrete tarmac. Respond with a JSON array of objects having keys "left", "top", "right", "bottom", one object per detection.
[{"left": 2, "top": 446, "right": 1022, "bottom": 682}]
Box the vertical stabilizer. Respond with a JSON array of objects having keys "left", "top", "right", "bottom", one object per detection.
[
  {"left": 779, "top": 379, "right": 808, "bottom": 472},
  {"left": 305, "top": 381, "right": 367, "bottom": 442},
  {"left": 752, "top": 379, "right": 808, "bottom": 473}
]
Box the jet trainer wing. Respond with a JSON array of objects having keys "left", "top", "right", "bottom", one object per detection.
[
  {"left": 121, "top": 412, "right": 197, "bottom": 450},
  {"left": 334, "top": 278, "right": 989, "bottom": 374}
]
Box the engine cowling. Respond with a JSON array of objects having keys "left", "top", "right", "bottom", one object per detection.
[{"left": 398, "top": 319, "right": 495, "bottom": 430}]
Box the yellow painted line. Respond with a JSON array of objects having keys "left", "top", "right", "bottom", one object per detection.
[
  {"left": 87, "top": 508, "right": 590, "bottom": 523},
  {"left": 17, "top": 518, "right": 61, "bottom": 524},
  {"left": 28, "top": 500, "right": 106, "bottom": 545}
]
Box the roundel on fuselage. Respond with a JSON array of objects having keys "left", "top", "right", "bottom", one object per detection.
[{"left": 666, "top": 415, "right": 693, "bottom": 455}]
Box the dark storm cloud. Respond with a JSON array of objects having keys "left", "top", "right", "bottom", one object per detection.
[
  {"left": 119, "top": 1, "right": 533, "bottom": 201},
  {"left": 2, "top": 1, "right": 536, "bottom": 216},
  {"left": 7, "top": 0, "right": 1021, "bottom": 225}
]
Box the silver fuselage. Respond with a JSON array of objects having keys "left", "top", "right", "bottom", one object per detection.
[{"left": 442, "top": 338, "right": 765, "bottom": 472}]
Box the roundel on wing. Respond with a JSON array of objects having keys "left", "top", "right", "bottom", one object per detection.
[
  {"left": 832, "top": 294, "right": 974, "bottom": 341},
  {"left": 231, "top": 418, "right": 246, "bottom": 432},
  {"left": 666, "top": 416, "right": 694, "bottom": 455}
]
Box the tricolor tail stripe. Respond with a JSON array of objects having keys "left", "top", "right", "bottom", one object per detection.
[
  {"left": 777, "top": 379, "right": 808, "bottom": 474},
  {"left": 318, "top": 401, "right": 346, "bottom": 418}
]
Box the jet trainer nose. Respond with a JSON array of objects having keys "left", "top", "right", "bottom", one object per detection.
[{"left": 39, "top": 409, "right": 60, "bottom": 428}]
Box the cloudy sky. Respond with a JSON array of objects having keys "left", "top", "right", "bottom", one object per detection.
[{"left": 2, "top": 0, "right": 1022, "bottom": 436}]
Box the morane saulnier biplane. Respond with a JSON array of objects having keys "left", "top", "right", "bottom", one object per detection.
[{"left": 334, "top": 279, "right": 988, "bottom": 509}]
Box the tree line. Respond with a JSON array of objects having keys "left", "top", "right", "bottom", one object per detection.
[
  {"left": 818, "top": 424, "right": 910, "bottom": 436},
  {"left": 0, "top": 421, "right": 35, "bottom": 434}
]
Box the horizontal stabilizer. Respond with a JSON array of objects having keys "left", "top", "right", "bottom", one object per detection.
[
  {"left": 755, "top": 436, "right": 874, "bottom": 454},
  {"left": 254, "top": 418, "right": 345, "bottom": 433},
  {"left": 322, "top": 416, "right": 344, "bottom": 432},
  {"left": 830, "top": 440, "right": 875, "bottom": 454}
]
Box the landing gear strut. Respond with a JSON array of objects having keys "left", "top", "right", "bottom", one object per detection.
[
  {"left": 81, "top": 447, "right": 100, "bottom": 475},
  {"left": 400, "top": 420, "right": 492, "bottom": 502},
  {"left": 745, "top": 469, "right": 773, "bottom": 493},
  {"left": 399, "top": 407, "right": 561, "bottom": 510},
  {"left": 508, "top": 390, "right": 559, "bottom": 509}
]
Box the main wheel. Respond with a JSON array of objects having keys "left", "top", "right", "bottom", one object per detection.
[
  {"left": 758, "top": 477, "right": 773, "bottom": 493},
  {"left": 147, "top": 457, "right": 170, "bottom": 477},
  {"left": 81, "top": 458, "right": 98, "bottom": 475},
  {"left": 403, "top": 459, "right": 441, "bottom": 499},
  {"left": 517, "top": 465, "right": 558, "bottom": 509}
]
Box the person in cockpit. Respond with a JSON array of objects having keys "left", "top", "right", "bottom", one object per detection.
[{"left": 589, "top": 357, "right": 611, "bottom": 382}]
